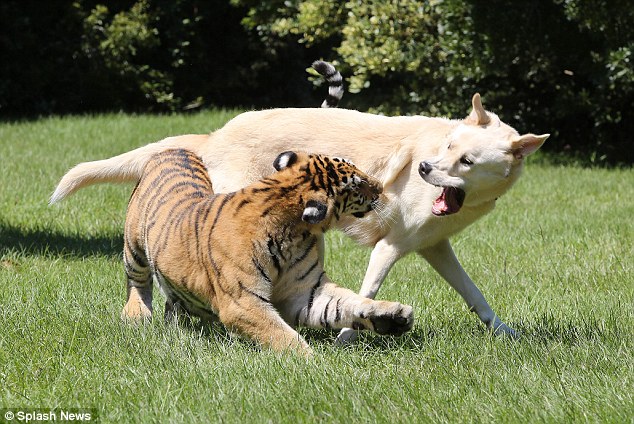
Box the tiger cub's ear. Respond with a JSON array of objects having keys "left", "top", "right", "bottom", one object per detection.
[
  {"left": 273, "top": 151, "right": 299, "bottom": 171},
  {"left": 302, "top": 199, "right": 328, "bottom": 224}
]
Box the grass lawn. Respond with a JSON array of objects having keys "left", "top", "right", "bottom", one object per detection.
[{"left": 0, "top": 111, "right": 632, "bottom": 423}]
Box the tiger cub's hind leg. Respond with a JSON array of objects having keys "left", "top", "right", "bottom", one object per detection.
[
  {"left": 164, "top": 298, "right": 189, "bottom": 324},
  {"left": 121, "top": 243, "right": 153, "bottom": 322}
]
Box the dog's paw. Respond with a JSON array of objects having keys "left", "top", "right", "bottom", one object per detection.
[
  {"left": 490, "top": 321, "right": 520, "bottom": 339},
  {"left": 369, "top": 303, "right": 414, "bottom": 336},
  {"left": 334, "top": 328, "right": 359, "bottom": 346}
]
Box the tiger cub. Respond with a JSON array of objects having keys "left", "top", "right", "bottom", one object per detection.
[{"left": 122, "top": 149, "right": 413, "bottom": 354}]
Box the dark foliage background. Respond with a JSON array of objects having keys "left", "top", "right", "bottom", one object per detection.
[{"left": 1, "top": 0, "right": 632, "bottom": 164}]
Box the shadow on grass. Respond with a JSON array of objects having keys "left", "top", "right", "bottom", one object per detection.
[
  {"left": 512, "top": 314, "right": 623, "bottom": 345},
  {"left": 301, "top": 317, "right": 624, "bottom": 353},
  {"left": 0, "top": 222, "right": 122, "bottom": 259},
  {"left": 143, "top": 310, "right": 624, "bottom": 353},
  {"left": 110, "top": 311, "right": 625, "bottom": 355}
]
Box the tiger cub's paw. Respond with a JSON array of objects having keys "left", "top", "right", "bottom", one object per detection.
[
  {"left": 121, "top": 300, "right": 153, "bottom": 323},
  {"left": 369, "top": 303, "right": 414, "bottom": 336}
]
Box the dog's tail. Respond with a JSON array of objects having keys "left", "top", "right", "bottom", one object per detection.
[
  {"left": 49, "top": 134, "right": 209, "bottom": 204},
  {"left": 312, "top": 60, "right": 344, "bottom": 108}
]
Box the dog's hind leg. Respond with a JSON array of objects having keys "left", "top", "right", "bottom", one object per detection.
[{"left": 418, "top": 239, "right": 518, "bottom": 337}]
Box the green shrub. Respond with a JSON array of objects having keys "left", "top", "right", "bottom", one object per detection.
[
  {"left": 79, "top": 1, "right": 176, "bottom": 110},
  {"left": 1, "top": 0, "right": 632, "bottom": 164},
  {"left": 235, "top": 0, "right": 634, "bottom": 164}
]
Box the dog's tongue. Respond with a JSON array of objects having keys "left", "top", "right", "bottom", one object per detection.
[{"left": 432, "top": 187, "right": 465, "bottom": 216}]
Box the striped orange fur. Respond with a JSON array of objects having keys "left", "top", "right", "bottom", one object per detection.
[{"left": 122, "top": 149, "right": 413, "bottom": 355}]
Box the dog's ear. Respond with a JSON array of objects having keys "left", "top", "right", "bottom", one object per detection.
[
  {"left": 273, "top": 151, "right": 298, "bottom": 171},
  {"left": 302, "top": 198, "right": 329, "bottom": 224},
  {"left": 379, "top": 145, "right": 412, "bottom": 187},
  {"left": 465, "top": 93, "right": 491, "bottom": 126},
  {"left": 511, "top": 134, "right": 550, "bottom": 159}
]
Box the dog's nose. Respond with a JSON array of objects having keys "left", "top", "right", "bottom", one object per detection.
[{"left": 419, "top": 161, "right": 433, "bottom": 176}]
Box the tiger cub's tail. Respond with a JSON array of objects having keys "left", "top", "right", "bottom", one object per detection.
[{"left": 312, "top": 60, "right": 344, "bottom": 108}]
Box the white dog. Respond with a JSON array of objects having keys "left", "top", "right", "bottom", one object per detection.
[{"left": 51, "top": 93, "right": 548, "bottom": 343}]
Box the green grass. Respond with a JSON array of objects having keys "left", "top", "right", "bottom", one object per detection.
[{"left": 1, "top": 111, "right": 632, "bottom": 423}]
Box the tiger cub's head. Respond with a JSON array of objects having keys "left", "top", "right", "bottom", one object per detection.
[{"left": 272, "top": 151, "right": 383, "bottom": 226}]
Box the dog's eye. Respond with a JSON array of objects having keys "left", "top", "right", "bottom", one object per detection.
[{"left": 460, "top": 156, "right": 473, "bottom": 166}]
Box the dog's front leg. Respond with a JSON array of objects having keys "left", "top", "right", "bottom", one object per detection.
[
  {"left": 418, "top": 239, "right": 518, "bottom": 337},
  {"left": 335, "top": 239, "right": 404, "bottom": 345}
]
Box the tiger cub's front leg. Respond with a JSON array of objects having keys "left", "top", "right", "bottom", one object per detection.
[
  {"left": 281, "top": 274, "right": 414, "bottom": 336},
  {"left": 217, "top": 293, "right": 313, "bottom": 356}
]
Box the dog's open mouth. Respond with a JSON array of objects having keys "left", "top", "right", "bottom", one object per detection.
[{"left": 432, "top": 187, "right": 466, "bottom": 216}]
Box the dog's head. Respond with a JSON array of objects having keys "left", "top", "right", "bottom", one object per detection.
[{"left": 418, "top": 94, "right": 549, "bottom": 216}]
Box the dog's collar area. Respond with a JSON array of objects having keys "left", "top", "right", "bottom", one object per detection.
[{"left": 432, "top": 187, "right": 465, "bottom": 216}]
